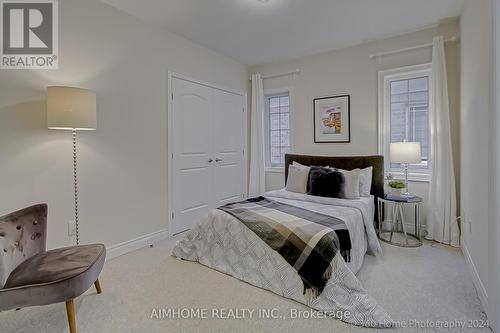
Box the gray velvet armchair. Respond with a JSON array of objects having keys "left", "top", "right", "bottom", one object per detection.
[{"left": 0, "top": 204, "right": 106, "bottom": 333}]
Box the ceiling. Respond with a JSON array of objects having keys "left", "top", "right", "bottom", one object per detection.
[{"left": 100, "top": 0, "right": 464, "bottom": 65}]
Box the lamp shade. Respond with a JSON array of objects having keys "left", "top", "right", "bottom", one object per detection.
[
  {"left": 47, "top": 86, "right": 96, "bottom": 130},
  {"left": 390, "top": 142, "right": 421, "bottom": 164}
]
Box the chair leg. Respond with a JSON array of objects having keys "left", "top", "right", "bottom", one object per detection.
[
  {"left": 65, "top": 299, "right": 76, "bottom": 333},
  {"left": 94, "top": 278, "right": 102, "bottom": 294}
]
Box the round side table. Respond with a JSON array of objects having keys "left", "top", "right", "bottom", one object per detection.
[{"left": 377, "top": 195, "right": 423, "bottom": 248}]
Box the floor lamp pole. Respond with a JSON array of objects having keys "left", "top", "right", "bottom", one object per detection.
[{"left": 72, "top": 129, "right": 80, "bottom": 246}]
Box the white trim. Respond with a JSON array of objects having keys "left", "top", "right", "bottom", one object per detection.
[
  {"left": 167, "top": 71, "right": 173, "bottom": 237},
  {"left": 264, "top": 87, "right": 293, "bottom": 95},
  {"left": 249, "top": 69, "right": 300, "bottom": 81},
  {"left": 377, "top": 63, "right": 433, "bottom": 179},
  {"left": 170, "top": 71, "right": 245, "bottom": 96},
  {"left": 243, "top": 91, "right": 249, "bottom": 201},
  {"left": 494, "top": 1, "right": 500, "bottom": 331},
  {"left": 263, "top": 86, "right": 294, "bottom": 169},
  {"left": 167, "top": 71, "right": 248, "bottom": 237},
  {"left": 106, "top": 229, "right": 169, "bottom": 260},
  {"left": 265, "top": 167, "right": 285, "bottom": 173},
  {"left": 462, "top": 244, "right": 489, "bottom": 314},
  {"left": 387, "top": 171, "right": 431, "bottom": 182}
]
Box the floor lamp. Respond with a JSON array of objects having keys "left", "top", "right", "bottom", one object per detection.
[{"left": 47, "top": 86, "right": 96, "bottom": 245}]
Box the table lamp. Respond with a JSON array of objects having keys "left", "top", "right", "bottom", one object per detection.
[
  {"left": 47, "top": 86, "right": 96, "bottom": 245},
  {"left": 390, "top": 141, "right": 421, "bottom": 198}
]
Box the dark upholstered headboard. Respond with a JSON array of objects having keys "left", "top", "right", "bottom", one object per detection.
[
  {"left": 285, "top": 154, "right": 384, "bottom": 224},
  {"left": 284, "top": 154, "right": 385, "bottom": 200}
]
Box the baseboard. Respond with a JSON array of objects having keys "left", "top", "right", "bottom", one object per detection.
[
  {"left": 462, "top": 243, "right": 489, "bottom": 313},
  {"left": 106, "top": 229, "right": 169, "bottom": 260}
]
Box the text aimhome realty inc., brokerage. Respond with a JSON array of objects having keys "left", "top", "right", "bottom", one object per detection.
[{"left": 1, "top": 0, "right": 58, "bottom": 69}]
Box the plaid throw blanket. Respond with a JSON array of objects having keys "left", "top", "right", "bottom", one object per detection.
[{"left": 218, "top": 196, "right": 351, "bottom": 298}]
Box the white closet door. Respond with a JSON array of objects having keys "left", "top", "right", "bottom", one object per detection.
[
  {"left": 212, "top": 90, "right": 245, "bottom": 207},
  {"left": 171, "top": 77, "right": 245, "bottom": 235},
  {"left": 171, "top": 78, "right": 214, "bottom": 235}
]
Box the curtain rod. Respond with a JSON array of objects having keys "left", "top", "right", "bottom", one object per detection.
[
  {"left": 249, "top": 69, "right": 301, "bottom": 81},
  {"left": 369, "top": 36, "right": 458, "bottom": 60}
]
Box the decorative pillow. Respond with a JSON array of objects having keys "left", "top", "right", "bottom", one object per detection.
[
  {"left": 337, "top": 168, "right": 361, "bottom": 199},
  {"left": 292, "top": 161, "right": 311, "bottom": 171},
  {"left": 307, "top": 167, "right": 345, "bottom": 198},
  {"left": 294, "top": 162, "right": 331, "bottom": 169},
  {"left": 358, "top": 167, "right": 373, "bottom": 197},
  {"left": 334, "top": 167, "right": 371, "bottom": 198},
  {"left": 285, "top": 164, "right": 309, "bottom": 193}
]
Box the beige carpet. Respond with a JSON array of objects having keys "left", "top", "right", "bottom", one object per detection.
[{"left": 0, "top": 235, "right": 490, "bottom": 333}]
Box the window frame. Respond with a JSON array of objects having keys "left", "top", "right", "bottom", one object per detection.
[
  {"left": 264, "top": 87, "right": 294, "bottom": 172},
  {"left": 378, "top": 63, "right": 433, "bottom": 182}
]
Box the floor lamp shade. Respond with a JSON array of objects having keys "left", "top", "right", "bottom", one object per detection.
[{"left": 47, "top": 86, "right": 96, "bottom": 131}]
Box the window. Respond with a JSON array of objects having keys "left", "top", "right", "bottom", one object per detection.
[
  {"left": 264, "top": 91, "right": 290, "bottom": 168},
  {"left": 378, "top": 64, "right": 432, "bottom": 180}
]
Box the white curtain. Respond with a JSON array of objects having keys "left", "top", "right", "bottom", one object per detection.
[
  {"left": 248, "top": 74, "right": 266, "bottom": 197},
  {"left": 427, "top": 36, "right": 459, "bottom": 246}
]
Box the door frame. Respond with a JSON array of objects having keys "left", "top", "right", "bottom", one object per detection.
[{"left": 167, "top": 71, "right": 248, "bottom": 237}]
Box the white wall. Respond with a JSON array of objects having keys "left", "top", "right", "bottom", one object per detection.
[
  {"left": 460, "top": 0, "right": 494, "bottom": 320},
  {"left": 0, "top": 0, "right": 248, "bottom": 250},
  {"left": 251, "top": 20, "right": 461, "bottom": 229}
]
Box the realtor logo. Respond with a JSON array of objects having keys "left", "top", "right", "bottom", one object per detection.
[{"left": 1, "top": 0, "right": 58, "bottom": 69}]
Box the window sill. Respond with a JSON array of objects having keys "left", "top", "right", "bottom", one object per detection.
[
  {"left": 265, "top": 167, "right": 285, "bottom": 173},
  {"left": 386, "top": 171, "right": 431, "bottom": 183}
]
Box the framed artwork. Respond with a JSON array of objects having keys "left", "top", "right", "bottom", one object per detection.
[{"left": 313, "top": 94, "right": 350, "bottom": 143}]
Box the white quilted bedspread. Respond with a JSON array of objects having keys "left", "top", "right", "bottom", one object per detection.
[{"left": 172, "top": 191, "right": 392, "bottom": 328}]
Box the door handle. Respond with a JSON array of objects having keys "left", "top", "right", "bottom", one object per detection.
[
  {"left": 207, "top": 158, "right": 213, "bottom": 163},
  {"left": 215, "top": 158, "right": 222, "bottom": 162}
]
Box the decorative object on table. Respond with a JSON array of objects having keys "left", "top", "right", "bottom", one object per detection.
[
  {"left": 385, "top": 194, "right": 415, "bottom": 202},
  {"left": 377, "top": 196, "right": 423, "bottom": 247},
  {"left": 387, "top": 180, "right": 405, "bottom": 196},
  {"left": 47, "top": 86, "right": 97, "bottom": 245},
  {"left": 389, "top": 141, "right": 421, "bottom": 198},
  {"left": 0, "top": 204, "right": 106, "bottom": 333},
  {"left": 313, "top": 94, "right": 350, "bottom": 143}
]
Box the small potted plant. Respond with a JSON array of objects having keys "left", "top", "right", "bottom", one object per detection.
[{"left": 388, "top": 180, "right": 406, "bottom": 196}]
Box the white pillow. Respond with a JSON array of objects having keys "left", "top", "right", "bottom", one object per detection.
[
  {"left": 359, "top": 166, "right": 373, "bottom": 197},
  {"left": 292, "top": 161, "right": 311, "bottom": 170},
  {"left": 286, "top": 164, "right": 310, "bottom": 193},
  {"left": 294, "top": 161, "right": 330, "bottom": 169},
  {"left": 335, "top": 166, "right": 372, "bottom": 197},
  {"left": 337, "top": 168, "right": 361, "bottom": 199}
]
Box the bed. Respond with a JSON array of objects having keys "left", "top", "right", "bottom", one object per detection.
[
  {"left": 172, "top": 154, "right": 392, "bottom": 328},
  {"left": 279, "top": 154, "right": 384, "bottom": 272}
]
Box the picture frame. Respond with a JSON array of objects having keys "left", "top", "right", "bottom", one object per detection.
[{"left": 313, "top": 94, "right": 350, "bottom": 143}]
